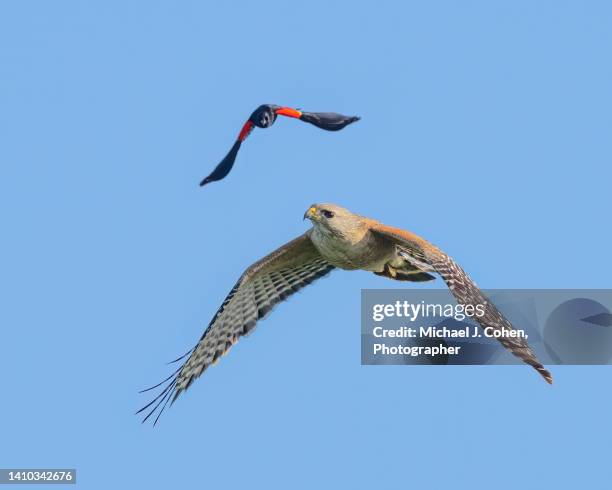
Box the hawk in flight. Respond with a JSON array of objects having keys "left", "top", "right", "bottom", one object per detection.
[
  {"left": 139, "top": 204, "right": 552, "bottom": 424},
  {"left": 200, "top": 104, "right": 359, "bottom": 186}
]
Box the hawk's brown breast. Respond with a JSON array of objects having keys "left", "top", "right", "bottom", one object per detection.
[{"left": 309, "top": 226, "right": 395, "bottom": 271}]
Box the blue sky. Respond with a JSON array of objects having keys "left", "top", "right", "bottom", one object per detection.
[{"left": 1, "top": 1, "right": 611, "bottom": 488}]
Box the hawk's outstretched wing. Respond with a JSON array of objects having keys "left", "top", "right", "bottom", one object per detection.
[
  {"left": 138, "top": 232, "right": 335, "bottom": 424},
  {"left": 370, "top": 223, "right": 553, "bottom": 385}
]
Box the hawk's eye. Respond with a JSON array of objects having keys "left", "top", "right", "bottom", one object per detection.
[{"left": 322, "top": 210, "right": 334, "bottom": 219}]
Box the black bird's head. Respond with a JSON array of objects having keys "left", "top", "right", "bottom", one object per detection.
[{"left": 249, "top": 104, "right": 278, "bottom": 128}]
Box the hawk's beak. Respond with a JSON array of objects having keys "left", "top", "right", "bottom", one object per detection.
[{"left": 304, "top": 206, "right": 317, "bottom": 221}]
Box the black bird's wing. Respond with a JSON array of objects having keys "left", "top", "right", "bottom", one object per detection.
[
  {"left": 298, "top": 111, "right": 360, "bottom": 131},
  {"left": 199, "top": 120, "right": 254, "bottom": 186}
]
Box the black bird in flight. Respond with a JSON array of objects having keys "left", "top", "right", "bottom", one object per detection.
[{"left": 199, "top": 104, "right": 360, "bottom": 186}]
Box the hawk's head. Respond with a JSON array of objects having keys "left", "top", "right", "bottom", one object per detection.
[{"left": 304, "top": 203, "right": 365, "bottom": 238}]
